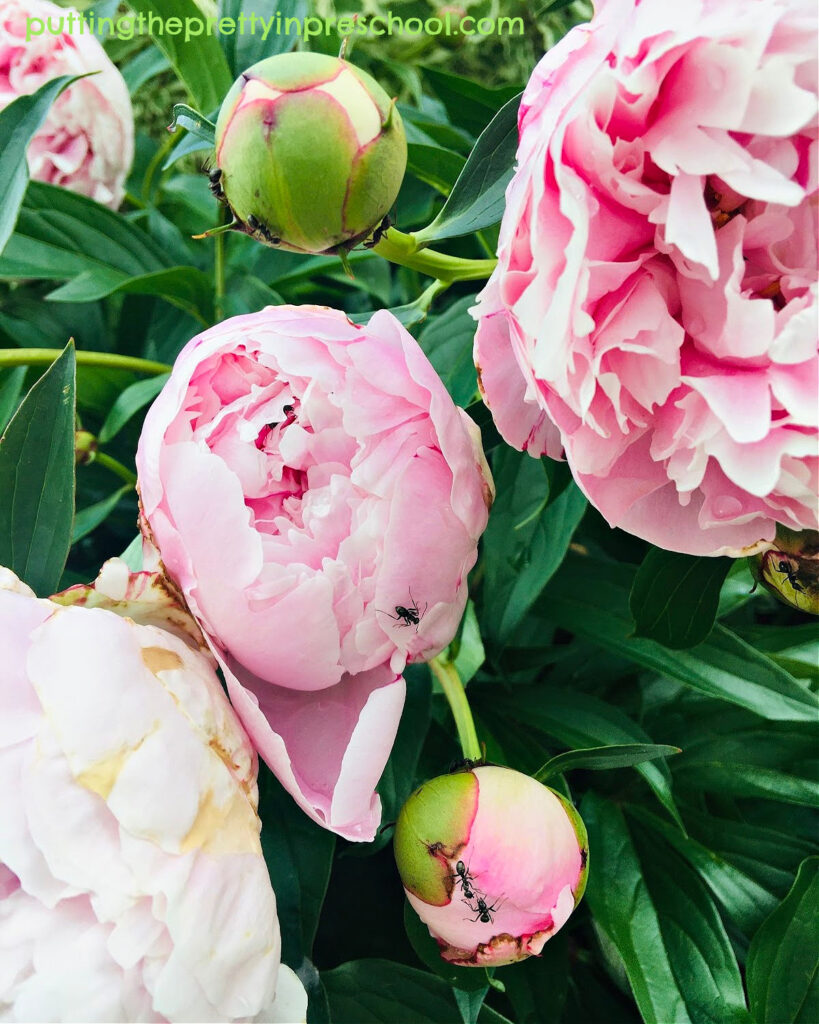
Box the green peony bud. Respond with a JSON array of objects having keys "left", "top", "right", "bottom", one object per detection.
[
  {"left": 751, "top": 526, "right": 819, "bottom": 615},
  {"left": 213, "top": 52, "right": 407, "bottom": 255}
]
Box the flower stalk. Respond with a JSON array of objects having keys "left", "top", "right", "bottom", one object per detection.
[
  {"left": 0, "top": 349, "right": 172, "bottom": 376},
  {"left": 429, "top": 654, "right": 482, "bottom": 762},
  {"left": 373, "top": 228, "right": 497, "bottom": 283}
]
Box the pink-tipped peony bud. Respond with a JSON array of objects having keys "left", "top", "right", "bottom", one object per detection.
[
  {"left": 394, "top": 765, "right": 588, "bottom": 967},
  {"left": 751, "top": 526, "right": 819, "bottom": 615},
  {"left": 213, "top": 52, "right": 406, "bottom": 254}
]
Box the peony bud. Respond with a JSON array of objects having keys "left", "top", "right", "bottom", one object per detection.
[
  {"left": 213, "top": 52, "right": 406, "bottom": 254},
  {"left": 394, "top": 765, "right": 588, "bottom": 967},
  {"left": 751, "top": 526, "right": 819, "bottom": 615}
]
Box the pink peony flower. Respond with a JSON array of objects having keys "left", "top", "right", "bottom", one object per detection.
[
  {"left": 0, "top": 0, "right": 134, "bottom": 208},
  {"left": 394, "top": 766, "right": 588, "bottom": 966},
  {"left": 136, "top": 305, "right": 493, "bottom": 841},
  {"left": 0, "top": 560, "right": 307, "bottom": 1023},
  {"left": 473, "top": 0, "right": 818, "bottom": 556}
]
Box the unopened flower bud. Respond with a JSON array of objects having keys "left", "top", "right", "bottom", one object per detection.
[
  {"left": 74, "top": 429, "right": 97, "bottom": 466},
  {"left": 394, "top": 765, "right": 588, "bottom": 967},
  {"left": 752, "top": 526, "right": 819, "bottom": 615},
  {"left": 213, "top": 52, "right": 406, "bottom": 255}
]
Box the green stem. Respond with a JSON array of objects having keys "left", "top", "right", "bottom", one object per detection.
[
  {"left": 373, "top": 228, "right": 496, "bottom": 283},
  {"left": 93, "top": 451, "right": 137, "bottom": 487},
  {"left": 0, "top": 349, "right": 172, "bottom": 375},
  {"left": 429, "top": 655, "right": 482, "bottom": 762},
  {"left": 214, "top": 206, "right": 227, "bottom": 322},
  {"left": 142, "top": 132, "right": 178, "bottom": 203}
]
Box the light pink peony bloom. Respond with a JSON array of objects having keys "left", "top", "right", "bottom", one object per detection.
[
  {"left": 136, "top": 305, "right": 493, "bottom": 841},
  {"left": 394, "top": 766, "right": 588, "bottom": 966},
  {"left": 473, "top": 0, "right": 818, "bottom": 556},
  {"left": 0, "top": 560, "right": 307, "bottom": 1023},
  {"left": 0, "top": 0, "right": 134, "bottom": 208}
]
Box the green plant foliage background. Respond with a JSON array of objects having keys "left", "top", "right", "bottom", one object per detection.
[{"left": 0, "top": 2, "right": 816, "bottom": 1023}]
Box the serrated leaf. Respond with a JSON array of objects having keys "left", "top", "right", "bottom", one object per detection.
[
  {"left": 0, "top": 342, "right": 76, "bottom": 595},
  {"left": 414, "top": 92, "right": 520, "bottom": 245},
  {"left": 746, "top": 857, "right": 819, "bottom": 1024},
  {"left": 630, "top": 549, "right": 731, "bottom": 649},
  {"left": 0, "top": 74, "right": 80, "bottom": 255},
  {"left": 535, "top": 743, "right": 680, "bottom": 782},
  {"left": 127, "top": 0, "right": 232, "bottom": 111}
]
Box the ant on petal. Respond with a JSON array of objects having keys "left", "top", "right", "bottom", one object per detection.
[
  {"left": 378, "top": 588, "right": 427, "bottom": 632},
  {"left": 465, "top": 895, "right": 504, "bottom": 924}
]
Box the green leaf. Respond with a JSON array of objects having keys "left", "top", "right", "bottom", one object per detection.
[
  {"left": 451, "top": 600, "right": 485, "bottom": 686},
  {"left": 630, "top": 818, "right": 750, "bottom": 1024},
  {"left": 168, "top": 102, "right": 217, "bottom": 145},
  {"left": 321, "top": 960, "right": 512, "bottom": 1024},
  {"left": 630, "top": 549, "right": 731, "bottom": 649},
  {"left": 482, "top": 450, "right": 586, "bottom": 646},
  {"left": 121, "top": 45, "right": 172, "bottom": 94},
  {"left": 0, "top": 367, "right": 26, "bottom": 433},
  {"left": 0, "top": 74, "right": 80, "bottom": 255},
  {"left": 257, "top": 765, "right": 335, "bottom": 966},
  {"left": 0, "top": 342, "right": 76, "bottom": 596},
  {"left": 418, "top": 294, "right": 480, "bottom": 407},
  {"left": 585, "top": 794, "right": 750, "bottom": 1024},
  {"left": 98, "top": 374, "right": 170, "bottom": 444},
  {"left": 746, "top": 858, "right": 819, "bottom": 1024},
  {"left": 487, "top": 686, "right": 681, "bottom": 826},
  {"left": 403, "top": 902, "right": 490, "bottom": 994},
  {"left": 372, "top": 665, "right": 432, "bottom": 853},
  {"left": 126, "top": 0, "right": 233, "bottom": 112},
  {"left": 582, "top": 794, "right": 691, "bottom": 1024},
  {"left": 500, "top": 931, "right": 570, "bottom": 1024},
  {"left": 536, "top": 743, "right": 680, "bottom": 782},
  {"left": 628, "top": 806, "right": 779, "bottom": 937},
  {"left": 407, "top": 143, "right": 466, "bottom": 195},
  {"left": 0, "top": 182, "right": 171, "bottom": 282},
  {"left": 543, "top": 556, "right": 819, "bottom": 722},
  {"left": 414, "top": 92, "right": 520, "bottom": 246},
  {"left": 454, "top": 987, "right": 490, "bottom": 1024},
  {"left": 48, "top": 266, "right": 215, "bottom": 325},
  {"left": 218, "top": 0, "right": 308, "bottom": 75},
  {"left": 72, "top": 485, "right": 132, "bottom": 544},
  {"left": 421, "top": 67, "right": 521, "bottom": 138}
]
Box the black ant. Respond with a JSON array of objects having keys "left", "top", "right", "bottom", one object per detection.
[
  {"left": 207, "top": 167, "right": 227, "bottom": 204},
  {"left": 245, "top": 214, "right": 281, "bottom": 246},
  {"left": 466, "top": 895, "right": 503, "bottom": 924},
  {"left": 775, "top": 558, "right": 804, "bottom": 594},
  {"left": 363, "top": 213, "right": 391, "bottom": 249},
  {"left": 451, "top": 860, "right": 482, "bottom": 902},
  {"left": 379, "top": 588, "right": 427, "bottom": 631}
]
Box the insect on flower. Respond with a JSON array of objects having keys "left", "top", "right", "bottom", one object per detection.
[{"left": 378, "top": 588, "right": 427, "bottom": 631}]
